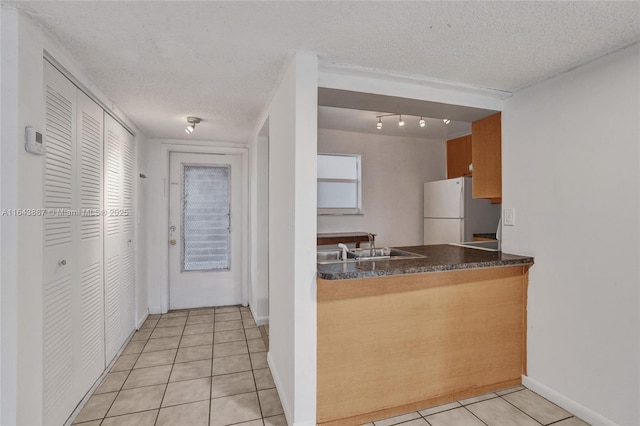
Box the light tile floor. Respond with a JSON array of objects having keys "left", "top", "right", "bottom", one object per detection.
[
  {"left": 73, "top": 306, "right": 285, "bottom": 426},
  {"left": 366, "top": 386, "right": 591, "bottom": 426},
  {"left": 75, "top": 306, "right": 590, "bottom": 426}
]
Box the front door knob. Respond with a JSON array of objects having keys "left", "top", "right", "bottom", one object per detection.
[{"left": 169, "top": 239, "right": 177, "bottom": 245}]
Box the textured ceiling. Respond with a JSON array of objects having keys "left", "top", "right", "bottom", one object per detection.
[{"left": 6, "top": 1, "right": 640, "bottom": 142}]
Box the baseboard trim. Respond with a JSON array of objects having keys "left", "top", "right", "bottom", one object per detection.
[
  {"left": 136, "top": 309, "right": 149, "bottom": 329},
  {"left": 522, "top": 376, "right": 619, "bottom": 426},
  {"left": 249, "top": 304, "right": 268, "bottom": 326},
  {"left": 267, "top": 351, "right": 293, "bottom": 425}
]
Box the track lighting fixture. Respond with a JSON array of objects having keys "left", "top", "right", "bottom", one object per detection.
[
  {"left": 375, "top": 114, "right": 448, "bottom": 130},
  {"left": 419, "top": 117, "right": 426, "bottom": 127},
  {"left": 398, "top": 115, "right": 405, "bottom": 127},
  {"left": 185, "top": 117, "right": 201, "bottom": 134},
  {"left": 442, "top": 118, "right": 451, "bottom": 124},
  {"left": 376, "top": 117, "right": 383, "bottom": 130}
]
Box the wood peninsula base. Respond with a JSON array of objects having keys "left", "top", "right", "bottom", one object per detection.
[{"left": 317, "top": 265, "right": 530, "bottom": 426}]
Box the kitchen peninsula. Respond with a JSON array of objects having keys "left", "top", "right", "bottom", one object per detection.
[{"left": 317, "top": 244, "right": 534, "bottom": 426}]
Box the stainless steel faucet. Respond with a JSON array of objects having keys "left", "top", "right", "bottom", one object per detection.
[{"left": 367, "top": 233, "right": 375, "bottom": 256}]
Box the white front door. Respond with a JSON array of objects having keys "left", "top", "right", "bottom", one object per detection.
[{"left": 169, "top": 152, "right": 242, "bottom": 309}]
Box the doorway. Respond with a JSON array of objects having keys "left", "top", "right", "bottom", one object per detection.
[{"left": 168, "top": 152, "right": 243, "bottom": 309}]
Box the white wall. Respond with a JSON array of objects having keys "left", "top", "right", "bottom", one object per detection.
[
  {"left": 266, "top": 52, "right": 318, "bottom": 426},
  {"left": 142, "top": 138, "right": 249, "bottom": 314},
  {"left": 317, "top": 128, "right": 446, "bottom": 247},
  {"left": 502, "top": 43, "right": 640, "bottom": 426},
  {"left": 0, "top": 9, "right": 143, "bottom": 424}
]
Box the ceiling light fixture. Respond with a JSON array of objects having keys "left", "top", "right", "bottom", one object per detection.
[
  {"left": 442, "top": 118, "right": 451, "bottom": 125},
  {"left": 185, "top": 116, "right": 201, "bottom": 134},
  {"left": 376, "top": 117, "right": 383, "bottom": 130},
  {"left": 419, "top": 117, "right": 426, "bottom": 127},
  {"left": 398, "top": 115, "right": 405, "bottom": 127}
]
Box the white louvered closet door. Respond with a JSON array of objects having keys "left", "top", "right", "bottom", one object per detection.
[
  {"left": 104, "top": 114, "right": 135, "bottom": 363},
  {"left": 75, "top": 91, "right": 106, "bottom": 394},
  {"left": 43, "top": 61, "right": 78, "bottom": 426}
]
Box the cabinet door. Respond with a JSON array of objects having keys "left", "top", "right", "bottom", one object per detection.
[
  {"left": 472, "top": 112, "right": 502, "bottom": 199},
  {"left": 446, "top": 135, "right": 472, "bottom": 179}
]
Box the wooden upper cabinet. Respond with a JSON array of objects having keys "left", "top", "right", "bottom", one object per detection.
[
  {"left": 446, "top": 135, "right": 472, "bottom": 179},
  {"left": 472, "top": 112, "right": 502, "bottom": 200}
]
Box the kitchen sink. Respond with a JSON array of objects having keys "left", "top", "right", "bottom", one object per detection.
[{"left": 317, "top": 247, "right": 424, "bottom": 264}]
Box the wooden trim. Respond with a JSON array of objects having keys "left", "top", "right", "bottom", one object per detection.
[{"left": 317, "top": 266, "right": 528, "bottom": 424}]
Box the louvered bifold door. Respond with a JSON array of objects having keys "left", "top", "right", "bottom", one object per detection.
[
  {"left": 104, "top": 114, "right": 135, "bottom": 363},
  {"left": 75, "top": 91, "right": 105, "bottom": 392},
  {"left": 43, "top": 61, "right": 78, "bottom": 426}
]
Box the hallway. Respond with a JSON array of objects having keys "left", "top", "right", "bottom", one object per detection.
[{"left": 73, "top": 306, "right": 285, "bottom": 426}]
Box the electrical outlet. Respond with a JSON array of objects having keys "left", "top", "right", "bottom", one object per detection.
[{"left": 504, "top": 208, "right": 515, "bottom": 226}]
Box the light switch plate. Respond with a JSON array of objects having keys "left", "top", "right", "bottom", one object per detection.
[{"left": 504, "top": 208, "right": 515, "bottom": 226}]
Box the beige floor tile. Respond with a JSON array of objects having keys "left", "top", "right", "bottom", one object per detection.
[
  {"left": 250, "top": 352, "right": 268, "bottom": 369},
  {"left": 216, "top": 312, "right": 242, "bottom": 322},
  {"left": 214, "top": 341, "right": 249, "bottom": 358},
  {"left": 244, "top": 327, "right": 262, "bottom": 340},
  {"left": 418, "top": 401, "right": 461, "bottom": 417},
  {"left": 258, "top": 388, "right": 284, "bottom": 417},
  {"left": 73, "top": 420, "right": 101, "bottom": 426},
  {"left": 211, "top": 371, "right": 256, "bottom": 398},
  {"left": 131, "top": 330, "right": 152, "bottom": 341},
  {"left": 122, "top": 365, "right": 172, "bottom": 389},
  {"left": 111, "top": 354, "right": 139, "bottom": 372},
  {"left": 181, "top": 333, "right": 214, "bottom": 348},
  {"left": 264, "top": 414, "right": 287, "bottom": 426},
  {"left": 216, "top": 306, "right": 241, "bottom": 313},
  {"left": 466, "top": 397, "right": 540, "bottom": 426},
  {"left": 373, "top": 411, "right": 421, "bottom": 426},
  {"left": 213, "top": 354, "right": 252, "bottom": 375},
  {"left": 496, "top": 385, "right": 526, "bottom": 396},
  {"left": 176, "top": 344, "right": 213, "bottom": 363},
  {"left": 142, "top": 335, "right": 181, "bottom": 352},
  {"left": 236, "top": 420, "right": 264, "bottom": 426},
  {"left": 122, "top": 340, "right": 146, "bottom": 355},
  {"left": 161, "top": 311, "right": 188, "bottom": 318},
  {"left": 74, "top": 392, "right": 118, "bottom": 423},
  {"left": 503, "top": 389, "right": 571, "bottom": 425},
  {"left": 247, "top": 338, "right": 266, "bottom": 353},
  {"left": 243, "top": 318, "right": 258, "bottom": 328},
  {"left": 184, "top": 323, "right": 215, "bottom": 335},
  {"left": 162, "top": 377, "right": 211, "bottom": 407},
  {"left": 426, "top": 407, "right": 484, "bottom": 426},
  {"left": 139, "top": 319, "right": 158, "bottom": 330},
  {"left": 107, "top": 384, "right": 165, "bottom": 417},
  {"left": 101, "top": 410, "right": 158, "bottom": 426},
  {"left": 157, "top": 400, "right": 210, "bottom": 426},
  {"left": 253, "top": 368, "right": 275, "bottom": 390},
  {"left": 170, "top": 359, "right": 212, "bottom": 382},
  {"left": 215, "top": 320, "right": 243, "bottom": 331},
  {"left": 458, "top": 392, "right": 498, "bottom": 405},
  {"left": 95, "top": 371, "right": 129, "bottom": 394},
  {"left": 147, "top": 314, "right": 161, "bottom": 320},
  {"left": 214, "top": 329, "right": 246, "bottom": 343},
  {"left": 189, "top": 308, "right": 216, "bottom": 316},
  {"left": 552, "top": 417, "right": 591, "bottom": 426},
  {"left": 150, "top": 325, "right": 184, "bottom": 339},
  {"left": 210, "top": 392, "right": 262, "bottom": 426},
  {"left": 389, "top": 420, "right": 427, "bottom": 426},
  {"left": 157, "top": 316, "right": 187, "bottom": 328},
  {"left": 134, "top": 349, "right": 177, "bottom": 369},
  {"left": 187, "top": 314, "right": 215, "bottom": 325}
]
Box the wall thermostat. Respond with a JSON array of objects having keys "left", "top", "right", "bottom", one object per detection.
[{"left": 25, "top": 126, "right": 45, "bottom": 155}]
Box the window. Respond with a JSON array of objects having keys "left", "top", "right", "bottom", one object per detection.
[{"left": 317, "top": 153, "right": 362, "bottom": 215}]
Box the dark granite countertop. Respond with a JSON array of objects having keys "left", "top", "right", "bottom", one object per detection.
[{"left": 317, "top": 244, "right": 534, "bottom": 280}]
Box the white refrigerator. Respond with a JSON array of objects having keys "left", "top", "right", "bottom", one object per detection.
[{"left": 423, "top": 177, "right": 501, "bottom": 245}]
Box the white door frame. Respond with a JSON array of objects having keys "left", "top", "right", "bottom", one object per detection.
[{"left": 159, "top": 143, "right": 249, "bottom": 313}]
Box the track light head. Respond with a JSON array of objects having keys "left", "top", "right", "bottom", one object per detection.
[
  {"left": 398, "top": 115, "right": 405, "bottom": 127},
  {"left": 376, "top": 117, "right": 382, "bottom": 130},
  {"left": 419, "top": 117, "right": 426, "bottom": 127},
  {"left": 185, "top": 117, "right": 201, "bottom": 135},
  {"left": 442, "top": 118, "right": 451, "bottom": 125}
]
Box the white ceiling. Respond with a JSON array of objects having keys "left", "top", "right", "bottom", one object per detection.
[{"left": 6, "top": 1, "right": 640, "bottom": 142}]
